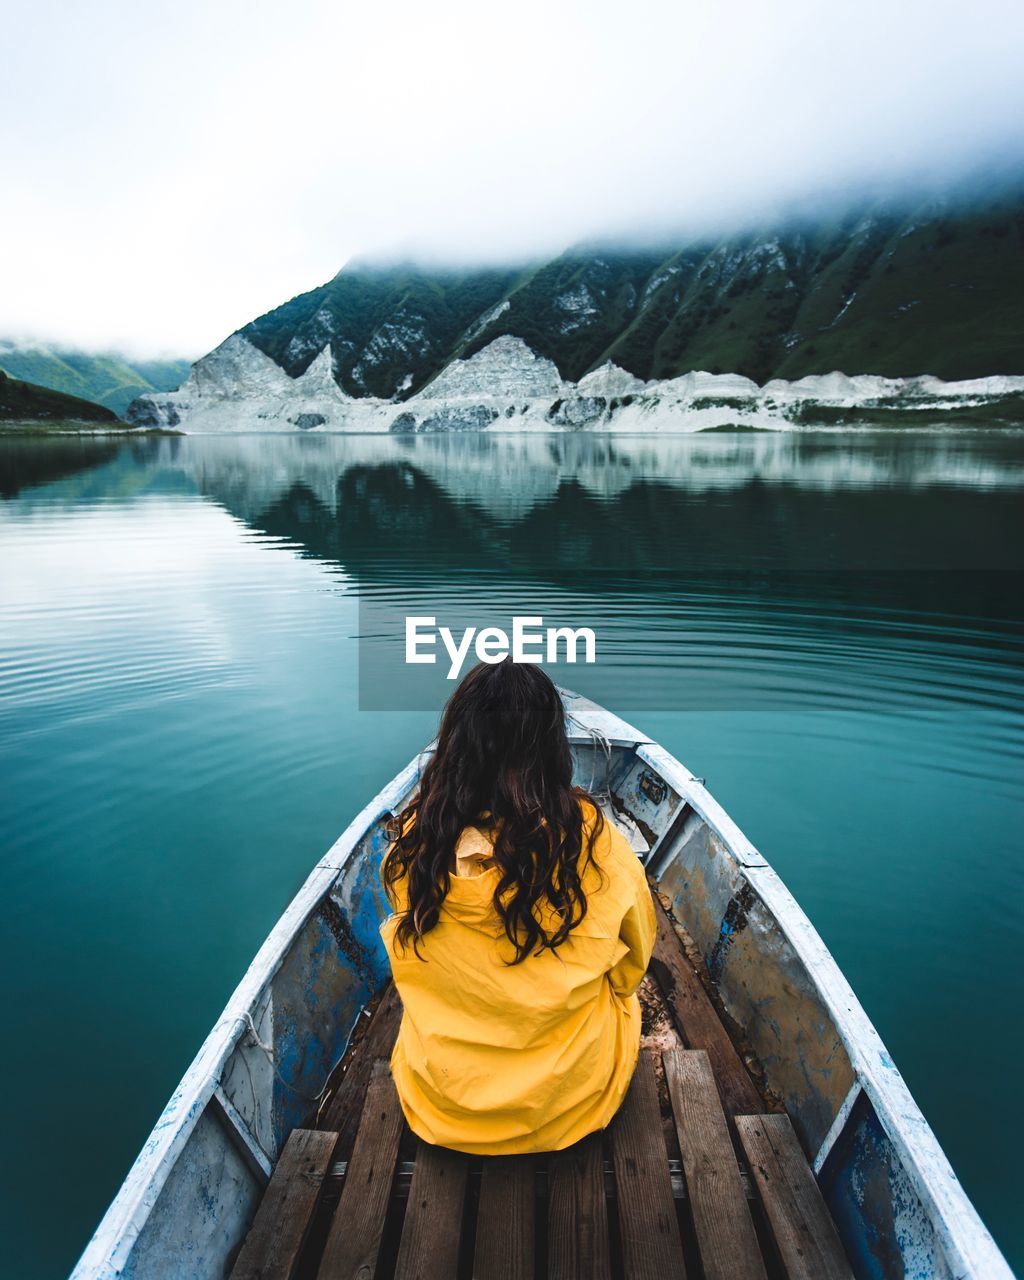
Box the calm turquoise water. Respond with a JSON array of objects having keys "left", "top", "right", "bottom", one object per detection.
[{"left": 1, "top": 430, "right": 1022, "bottom": 1277}]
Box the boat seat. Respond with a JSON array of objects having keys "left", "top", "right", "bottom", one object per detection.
[
  {"left": 227, "top": 1128, "right": 337, "bottom": 1280},
  {"left": 229, "top": 1045, "right": 853, "bottom": 1280},
  {"left": 228, "top": 888, "right": 856, "bottom": 1279},
  {"left": 736, "top": 1113, "right": 855, "bottom": 1280}
]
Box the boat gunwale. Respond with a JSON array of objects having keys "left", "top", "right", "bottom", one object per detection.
[
  {"left": 737, "top": 857, "right": 1011, "bottom": 1277},
  {"left": 71, "top": 692, "right": 1012, "bottom": 1279}
]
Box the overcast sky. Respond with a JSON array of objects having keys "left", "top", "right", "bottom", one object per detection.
[{"left": 3, "top": 0, "right": 1023, "bottom": 357}]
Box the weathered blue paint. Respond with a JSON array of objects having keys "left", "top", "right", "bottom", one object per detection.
[
  {"left": 820, "top": 1090, "right": 954, "bottom": 1280},
  {"left": 707, "top": 918, "right": 736, "bottom": 981},
  {"left": 270, "top": 905, "right": 370, "bottom": 1143},
  {"left": 706, "top": 883, "right": 756, "bottom": 983}
]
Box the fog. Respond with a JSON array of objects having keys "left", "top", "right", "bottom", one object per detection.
[{"left": 3, "top": 0, "right": 1023, "bottom": 355}]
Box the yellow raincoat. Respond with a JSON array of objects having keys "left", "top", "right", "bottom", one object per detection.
[{"left": 379, "top": 801, "right": 656, "bottom": 1154}]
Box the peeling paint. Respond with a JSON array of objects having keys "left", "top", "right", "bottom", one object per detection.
[
  {"left": 707, "top": 882, "right": 756, "bottom": 982},
  {"left": 821, "top": 1090, "right": 953, "bottom": 1280},
  {"left": 316, "top": 897, "right": 375, "bottom": 984}
]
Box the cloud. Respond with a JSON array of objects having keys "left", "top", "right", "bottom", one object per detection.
[{"left": 2, "top": 0, "right": 1023, "bottom": 354}]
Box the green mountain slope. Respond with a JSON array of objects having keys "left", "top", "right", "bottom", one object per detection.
[
  {"left": 238, "top": 184, "right": 1024, "bottom": 398},
  {"left": 0, "top": 370, "right": 119, "bottom": 423},
  {"left": 0, "top": 344, "right": 192, "bottom": 417},
  {"left": 243, "top": 264, "right": 520, "bottom": 398}
]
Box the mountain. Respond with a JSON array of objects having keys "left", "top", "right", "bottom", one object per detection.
[
  {"left": 0, "top": 369, "right": 120, "bottom": 423},
  {"left": 243, "top": 265, "right": 520, "bottom": 402},
  {"left": 127, "top": 184, "right": 1024, "bottom": 432},
  {"left": 245, "top": 187, "right": 1024, "bottom": 394},
  {"left": 0, "top": 342, "right": 192, "bottom": 417}
]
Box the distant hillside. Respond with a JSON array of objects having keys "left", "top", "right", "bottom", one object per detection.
[
  {"left": 236, "top": 185, "right": 1024, "bottom": 399},
  {"left": 0, "top": 369, "right": 119, "bottom": 423},
  {"left": 0, "top": 342, "right": 192, "bottom": 417}
]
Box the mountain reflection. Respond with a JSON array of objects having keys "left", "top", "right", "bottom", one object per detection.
[
  {"left": 0, "top": 437, "right": 122, "bottom": 499},
  {"left": 3, "top": 431, "right": 1022, "bottom": 619},
  {"left": 194, "top": 437, "right": 1024, "bottom": 624}
]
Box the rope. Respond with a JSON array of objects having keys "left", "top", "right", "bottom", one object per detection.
[
  {"left": 583, "top": 722, "right": 613, "bottom": 801},
  {"left": 235, "top": 1008, "right": 344, "bottom": 1112}
]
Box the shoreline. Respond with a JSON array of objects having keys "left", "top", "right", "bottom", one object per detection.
[
  {"left": 0, "top": 420, "right": 184, "bottom": 437},
  {"left": 3, "top": 417, "right": 1021, "bottom": 440}
]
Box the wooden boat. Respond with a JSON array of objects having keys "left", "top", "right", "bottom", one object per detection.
[{"left": 71, "top": 691, "right": 1011, "bottom": 1279}]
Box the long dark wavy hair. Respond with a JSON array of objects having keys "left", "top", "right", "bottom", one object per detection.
[{"left": 383, "top": 659, "right": 604, "bottom": 963}]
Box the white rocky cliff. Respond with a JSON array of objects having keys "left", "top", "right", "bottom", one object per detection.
[{"left": 128, "top": 334, "right": 1024, "bottom": 434}]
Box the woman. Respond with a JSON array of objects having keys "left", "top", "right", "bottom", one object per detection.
[{"left": 380, "top": 659, "right": 656, "bottom": 1155}]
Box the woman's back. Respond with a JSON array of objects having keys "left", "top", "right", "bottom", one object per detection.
[{"left": 379, "top": 659, "right": 656, "bottom": 1155}]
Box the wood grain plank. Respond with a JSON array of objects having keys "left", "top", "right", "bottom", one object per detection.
[
  {"left": 648, "top": 891, "right": 764, "bottom": 1120},
  {"left": 548, "top": 1135, "right": 612, "bottom": 1280},
  {"left": 229, "top": 1128, "right": 337, "bottom": 1280},
  {"left": 317, "top": 1060, "right": 404, "bottom": 1280},
  {"left": 664, "top": 1049, "right": 767, "bottom": 1280},
  {"left": 736, "top": 1114, "right": 854, "bottom": 1280},
  {"left": 394, "top": 1141, "right": 469, "bottom": 1280},
  {"left": 474, "top": 1156, "right": 535, "bottom": 1279},
  {"left": 318, "top": 982, "right": 403, "bottom": 1156},
  {"left": 610, "top": 1052, "right": 687, "bottom": 1279}
]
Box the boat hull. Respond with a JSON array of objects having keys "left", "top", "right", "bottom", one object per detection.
[{"left": 70, "top": 692, "right": 1011, "bottom": 1279}]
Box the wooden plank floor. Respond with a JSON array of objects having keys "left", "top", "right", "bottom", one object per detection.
[{"left": 230, "top": 889, "right": 855, "bottom": 1280}]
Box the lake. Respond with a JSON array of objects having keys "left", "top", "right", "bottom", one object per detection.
[{"left": 1, "top": 429, "right": 1022, "bottom": 1277}]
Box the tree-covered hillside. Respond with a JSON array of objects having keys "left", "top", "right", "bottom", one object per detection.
[
  {"left": 0, "top": 344, "right": 192, "bottom": 417},
  {"left": 0, "top": 369, "right": 119, "bottom": 422},
  {"left": 238, "top": 185, "right": 1024, "bottom": 398}
]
